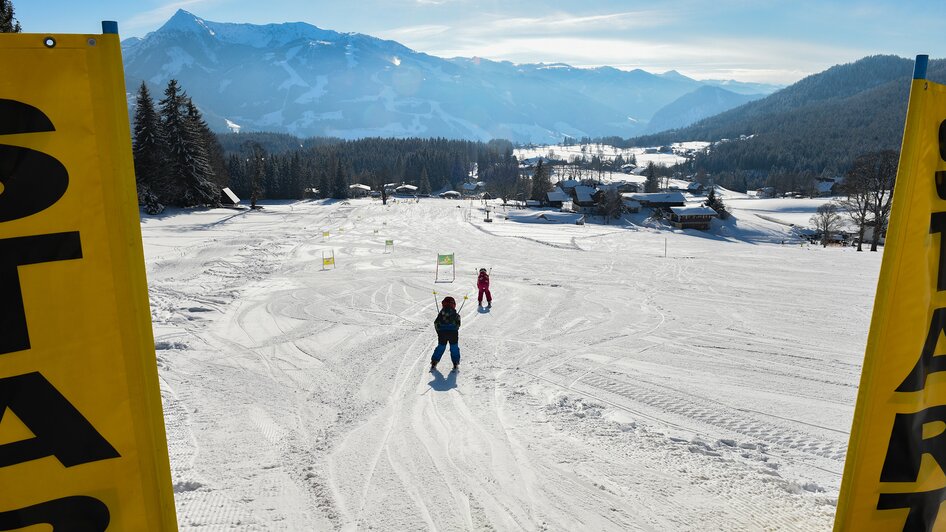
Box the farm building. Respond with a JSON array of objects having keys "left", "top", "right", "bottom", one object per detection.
[
  {"left": 624, "top": 192, "right": 686, "bottom": 209},
  {"left": 669, "top": 206, "right": 718, "bottom": 230}
]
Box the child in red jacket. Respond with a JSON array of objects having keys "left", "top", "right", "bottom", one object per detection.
[{"left": 477, "top": 268, "right": 492, "bottom": 308}]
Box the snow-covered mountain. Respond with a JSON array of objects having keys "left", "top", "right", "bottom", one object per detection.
[
  {"left": 645, "top": 85, "right": 764, "bottom": 133},
  {"left": 122, "top": 10, "right": 777, "bottom": 143}
]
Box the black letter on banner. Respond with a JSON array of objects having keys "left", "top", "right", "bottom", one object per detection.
[
  {"left": 880, "top": 405, "right": 946, "bottom": 482},
  {"left": 0, "top": 99, "right": 54, "bottom": 136},
  {"left": 0, "top": 495, "right": 109, "bottom": 531},
  {"left": 931, "top": 213, "right": 946, "bottom": 291},
  {"left": 897, "top": 307, "right": 946, "bottom": 392},
  {"left": 877, "top": 487, "right": 946, "bottom": 532},
  {"left": 938, "top": 120, "right": 946, "bottom": 200},
  {"left": 0, "top": 232, "right": 82, "bottom": 355},
  {"left": 0, "top": 372, "right": 120, "bottom": 468},
  {"left": 0, "top": 99, "right": 67, "bottom": 223}
]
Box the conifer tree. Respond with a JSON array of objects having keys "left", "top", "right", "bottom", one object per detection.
[
  {"left": 530, "top": 159, "right": 552, "bottom": 202},
  {"left": 0, "top": 0, "right": 21, "bottom": 33},
  {"left": 182, "top": 98, "right": 219, "bottom": 206},
  {"left": 157, "top": 80, "right": 188, "bottom": 204},
  {"left": 644, "top": 162, "right": 660, "bottom": 193},
  {"left": 331, "top": 157, "right": 349, "bottom": 199},
  {"left": 704, "top": 186, "right": 729, "bottom": 219},
  {"left": 132, "top": 82, "right": 164, "bottom": 214},
  {"left": 418, "top": 166, "right": 431, "bottom": 195},
  {"left": 157, "top": 82, "right": 217, "bottom": 207},
  {"left": 187, "top": 99, "right": 229, "bottom": 189}
]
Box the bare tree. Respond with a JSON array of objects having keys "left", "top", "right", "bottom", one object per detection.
[
  {"left": 866, "top": 150, "right": 899, "bottom": 251},
  {"left": 810, "top": 203, "right": 843, "bottom": 248},
  {"left": 838, "top": 154, "right": 874, "bottom": 251}
]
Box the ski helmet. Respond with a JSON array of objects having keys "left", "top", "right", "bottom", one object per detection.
[
  {"left": 442, "top": 296, "right": 456, "bottom": 309},
  {"left": 479, "top": 268, "right": 487, "bottom": 273}
]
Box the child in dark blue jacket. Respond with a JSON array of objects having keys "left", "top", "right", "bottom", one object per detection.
[{"left": 432, "top": 296, "right": 461, "bottom": 371}]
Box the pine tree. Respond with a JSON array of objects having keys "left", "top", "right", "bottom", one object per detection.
[
  {"left": 132, "top": 82, "right": 164, "bottom": 214},
  {"left": 226, "top": 154, "right": 248, "bottom": 199},
  {"left": 644, "top": 162, "right": 660, "bottom": 193},
  {"left": 418, "top": 166, "right": 431, "bottom": 195},
  {"left": 0, "top": 0, "right": 21, "bottom": 33},
  {"left": 157, "top": 83, "right": 217, "bottom": 207},
  {"left": 530, "top": 160, "right": 552, "bottom": 202},
  {"left": 187, "top": 100, "right": 229, "bottom": 189},
  {"left": 704, "top": 187, "right": 729, "bottom": 219},
  {"left": 331, "top": 157, "right": 349, "bottom": 199},
  {"left": 157, "top": 80, "right": 188, "bottom": 204},
  {"left": 182, "top": 99, "right": 219, "bottom": 206}
]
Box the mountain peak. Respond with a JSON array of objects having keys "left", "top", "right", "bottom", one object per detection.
[
  {"left": 154, "top": 10, "right": 342, "bottom": 48},
  {"left": 159, "top": 9, "right": 207, "bottom": 33}
]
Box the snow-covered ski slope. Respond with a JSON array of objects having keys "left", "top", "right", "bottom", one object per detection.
[{"left": 142, "top": 197, "right": 880, "bottom": 530}]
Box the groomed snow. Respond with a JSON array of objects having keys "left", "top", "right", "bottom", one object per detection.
[{"left": 143, "top": 197, "right": 880, "bottom": 530}]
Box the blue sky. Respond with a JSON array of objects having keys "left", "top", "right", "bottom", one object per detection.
[{"left": 12, "top": 0, "right": 945, "bottom": 84}]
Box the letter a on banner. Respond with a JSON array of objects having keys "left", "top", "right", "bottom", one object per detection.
[
  {"left": 835, "top": 56, "right": 946, "bottom": 531},
  {"left": 0, "top": 24, "right": 177, "bottom": 529}
]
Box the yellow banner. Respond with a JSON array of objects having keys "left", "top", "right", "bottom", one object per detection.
[
  {"left": 835, "top": 70, "right": 946, "bottom": 529},
  {"left": 322, "top": 231, "right": 330, "bottom": 238},
  {"left": 0, "top": 30, "right": 177, "bottom": 529},
  {"left": 323, "top": 256, "right": 335, "bottom": 266},
  {"left": 437, "top": 254, "right": 454, "bottom": 266}
]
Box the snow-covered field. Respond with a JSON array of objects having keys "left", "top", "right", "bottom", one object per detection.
[{"left": 143, "top": 196, "right": 880, "bottom": 530}]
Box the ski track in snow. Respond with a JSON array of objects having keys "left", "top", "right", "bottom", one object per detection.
[{"left": 142, "top": 198, "right": 879, "bottom": 530}]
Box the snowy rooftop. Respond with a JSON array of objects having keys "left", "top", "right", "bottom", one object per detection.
[
  {"left": 574, "top": 185, "right": 596, "bottom": 203},
  {"left": 625, "top": 192, "right": 687, "bottom": 203},
  {"left": 670, "top": 206, "right": 718, "bottom": 216},
  {"left": 547, "top": 188, "right": 570, "bottom": 202}
]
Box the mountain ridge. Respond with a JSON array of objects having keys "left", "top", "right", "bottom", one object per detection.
[{"left": 122, "top": 9, "right": 776, "bottom": 143}]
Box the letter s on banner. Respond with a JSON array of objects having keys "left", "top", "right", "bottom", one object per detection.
[{"left": 0, "top": 27, "right": 177, "bottom": 529}]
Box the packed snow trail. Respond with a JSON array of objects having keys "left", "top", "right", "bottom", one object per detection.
[{"left": 142, "top": 198, "right": 880, "bottom": 530}]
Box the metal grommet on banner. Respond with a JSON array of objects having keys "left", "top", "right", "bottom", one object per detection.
[
  {"left": 43, "top": 36, "right": 56, "bottom": 48},
  {"left": 88, "top": 38, "right": 97, "bottom": 47}
]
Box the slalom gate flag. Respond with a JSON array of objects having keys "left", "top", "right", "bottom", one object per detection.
[
  {"left": 835, "top": 56, "right": 946, "bottom": 530},
  {"left": 438, "top": 253, "right": 454, "bottom": 266},
  {"left": 323, "top": 256, "right": 335, "bottom": 266},
  {"left": 0, "top": 25, "right": 177, "bottom": 529},
  {"left": 322, "top": 231, "right": 330, "bottom": 238},
  {"left": 386, "top": 239, "right": 394, "bottom": 246}
]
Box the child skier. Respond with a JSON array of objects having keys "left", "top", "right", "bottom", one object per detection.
[
  {"left": 432, "top": 296, "right": 461, "bottom": 371},
  {"left": 477, "top": 268, "right": 492, "bottom": 308}
]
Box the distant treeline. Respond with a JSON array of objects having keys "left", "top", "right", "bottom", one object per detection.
[{"left": 222, "top": 133, "right": 520, "bottom": 201}]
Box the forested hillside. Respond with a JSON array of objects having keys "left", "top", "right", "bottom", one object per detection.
[{"left": 631, "top": 55, "right": 946, "bottom": 177}]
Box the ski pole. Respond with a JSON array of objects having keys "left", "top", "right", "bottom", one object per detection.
[
  {"left": 433, "top": 290, "right": 440, "bottom": 310},
  {"left": 458, "top": 295, "right": 469, "bottom": 311}
]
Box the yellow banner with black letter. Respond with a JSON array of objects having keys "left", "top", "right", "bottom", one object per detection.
[
  {"left": 836, "top": 55, "right": 946, "bottom": 530},
  {"left": 0, "top": 25, "right": 177, "bottom": 530}
]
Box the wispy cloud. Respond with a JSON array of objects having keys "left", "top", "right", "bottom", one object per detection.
[{"left": 411, "top": 32, "right": 864, "bottom": 83}]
